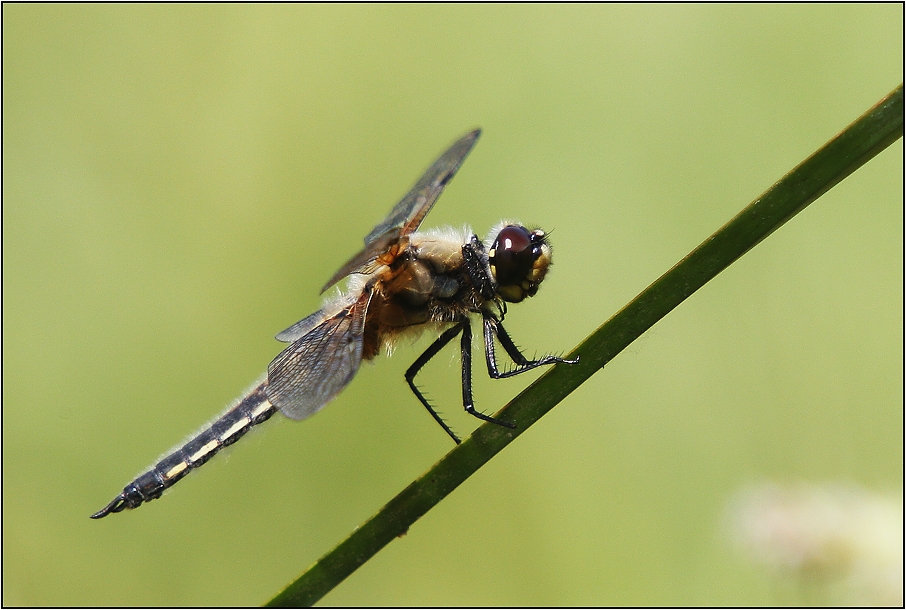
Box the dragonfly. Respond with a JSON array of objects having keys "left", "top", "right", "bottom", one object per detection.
[{"left": 92, "top": 128, "right": 577, "bottom": 519}]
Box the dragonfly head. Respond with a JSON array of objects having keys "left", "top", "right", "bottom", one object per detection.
[{"left": 487, "top": 225, "right": 552, "bottom": 303}]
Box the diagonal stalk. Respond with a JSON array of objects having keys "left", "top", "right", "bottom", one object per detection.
[{"left": 266, "top": 84, "right": 903, "bottom": 607}]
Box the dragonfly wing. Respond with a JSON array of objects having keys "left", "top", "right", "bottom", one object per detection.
[
  {"left": 266, "top": 289, "right": 372, "bottom": 420},
  {"left": 364, "top": 128, "right": 481, "bottom": 243},
  {"left": 318, "top": 232, "right": 397, "bottom": 295},
  {"left": 274, "top": 309, "right": 329, "bottom": 343},
  {"left": 320, "top": 129, "right": 481, "bottom": 293}
]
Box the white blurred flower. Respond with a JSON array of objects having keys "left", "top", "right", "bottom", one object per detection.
[{"left": 727, "top": 482, "right": 903, "bottom": 606}]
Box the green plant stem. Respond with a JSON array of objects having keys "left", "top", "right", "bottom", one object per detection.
[{"left": 266, "top": 84, "right": 903, "bottom": 607}]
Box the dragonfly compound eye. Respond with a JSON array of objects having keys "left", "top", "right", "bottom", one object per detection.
[{"left": 489, "top": 226, "right": 551, "bottom": 303}]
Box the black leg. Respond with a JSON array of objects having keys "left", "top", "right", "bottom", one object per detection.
[
  {"left": 483, "top": 313, "right": 579, "bottom": 379},
  {"left": 406, "top": 322, "right": 466, "bottom": 444},
  {"left": 460, "top": 321, "right": 516, "bottom": 430}
]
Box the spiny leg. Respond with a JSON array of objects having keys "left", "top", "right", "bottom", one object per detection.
[
  {"left": 460, "top": 321, "right": 516, "bottom": 430},
  {"left": 483, "top": 313, "right": 579, "bottom": 379},
  {"left": 405, "top": 322, "right": 466, "bottom": 444}
]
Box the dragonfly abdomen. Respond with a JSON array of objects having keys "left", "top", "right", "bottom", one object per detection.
[{"left": 91, "top": 380, "right": 276, "bottom": 518}]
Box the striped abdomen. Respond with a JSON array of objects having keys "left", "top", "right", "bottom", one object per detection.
[{"left": 90, "top": 381, "right": 276, "bottom": 519}]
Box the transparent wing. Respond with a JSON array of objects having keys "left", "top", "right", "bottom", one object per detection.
[
  {"left": 320, "top": 128, "right": 481, "bottom": 293},
  {"left": 266, "top": 289, "right": 371, "bottom": 420},
  {"left": 274, "top": 309, "right": 328, "bottom": 343},
  {"left": 364, "top": 128, "right": 481, "bottom": 244}
]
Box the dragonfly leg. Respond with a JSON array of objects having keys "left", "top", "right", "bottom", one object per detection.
[
  {"left": 460, "top": 320, "right": 516, "bottom": 430},
  {"left": 405, "top": 322, "right": 466, "bottom": 444},
  {"left": 482, "top": 313, "right": 578, "bottom": 379}
]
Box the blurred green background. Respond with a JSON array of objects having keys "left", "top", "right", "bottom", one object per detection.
[{"left": 3, "top": 4, "right": 902, "bottom": 606}]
